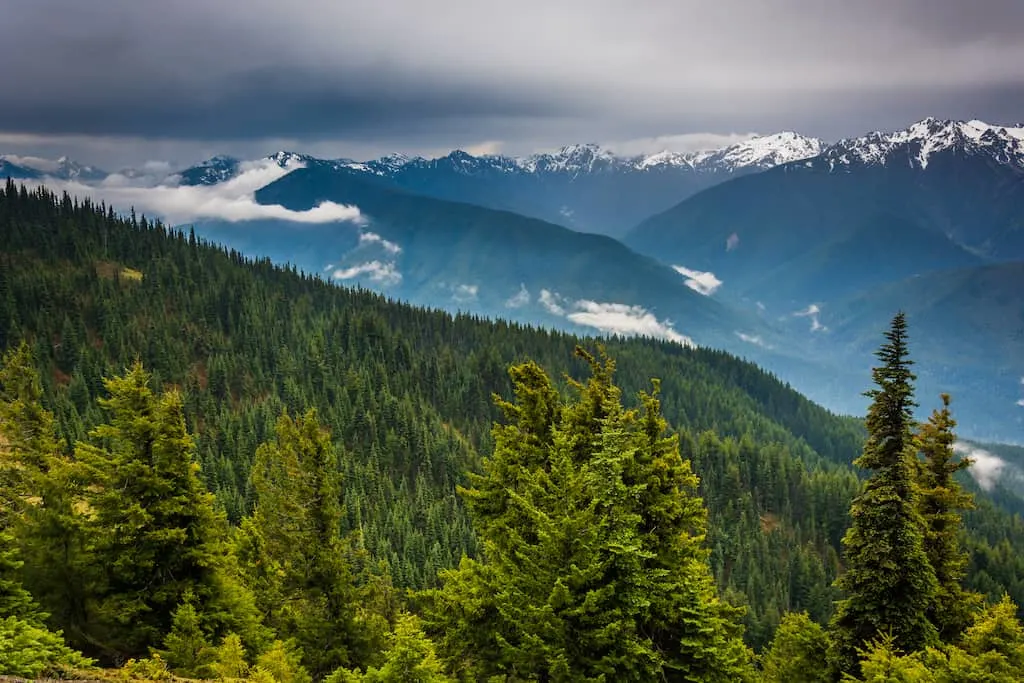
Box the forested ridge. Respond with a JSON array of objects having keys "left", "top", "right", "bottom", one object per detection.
[{"left": 1, "top": 181, "right": 1024, "bottom": 680}]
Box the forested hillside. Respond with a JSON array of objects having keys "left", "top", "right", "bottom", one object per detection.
[{"left": 2, "top": 181, "right": 1024, "bottom": 680}]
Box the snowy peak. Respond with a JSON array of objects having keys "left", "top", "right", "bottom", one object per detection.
[
  {"left": 0, "top": 154, "right": 106, "bottom": 181},
  {"left": 821, "top": 118, "right": 1024, "bottom": 171},
  {"left": 520, "top": 143, "right": 620, "bottom": 175},
  {"left": 176, "top": 155, "right": 242, "bottom": 186},
  {"left": 691, "top": 132, "right": 823, "bottom": 171}
]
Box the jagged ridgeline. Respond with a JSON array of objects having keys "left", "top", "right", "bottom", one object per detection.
[{"left": 1, "top": 181, "right": 1023, "bottom": 663}]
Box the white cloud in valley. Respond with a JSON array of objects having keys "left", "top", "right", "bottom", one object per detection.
[
  {"left": 726, "top": 233, "right": 740, "bottom": 251},
  {"left": 505, "top": 284, "right": 531, "bottom": 308},
  {"left": 331, "top": 260, "right": 402, "bottom": 286},
  {"left": 672, "top": 265, "right": 722, "bottom": 296},
  {"left": 568, "top": 300, "right": 695, "bottom": 347},
  {"left": 953, "top": 442, "right": 1009, "bottom": 492},
  {"left": 18, "top": 157, "right": 364, "bottom": 226}
]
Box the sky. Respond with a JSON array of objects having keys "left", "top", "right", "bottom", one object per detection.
[{"left": 2, "top": 0, "right": 1024, "bottom": 169}]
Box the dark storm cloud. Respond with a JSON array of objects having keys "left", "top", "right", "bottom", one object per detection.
[{"left": 2, "top": 0, "right": 1023, "bottom": 160}]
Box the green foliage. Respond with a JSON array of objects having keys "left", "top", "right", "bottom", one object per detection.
[
  {"left": 0, "top": 615, "right": 93, "bottom": 678},
  {"left": 331, "top": 612, "right": 452, "bottom": 683},
  {"left": 120, "top": 653, "right": 173, "bottom": 681},
  {"left": 760, "top": 612, "right": 831, "bottom": 683},
  {"left": 254, "top": 640, "right": 312, "bottom": 683},
  {"left": 2, "top": 181, "right": 1024, "bottom": 677},
  {"left": 74, "top": 362, "right": 247, "bottom": 658},
  {"left": 844, "top": 634, "right": 934, "bottom": 682},
  {"left": 240, "top": 409, "right": 378, "bottom": 677},
  {"left": 0, "top": 529, "right": 40, "bottom": 621},
  {"left": 830, "top": 313, "right": 939, "bottom": 676},
  {"left": 425, "top": 349, "right": 752, "bottom": 681},
  {"left": 155, "top": 592, "right": 217, "bottom": 678},
  {"left": 915, "top": 394, "right": 982, "bottom": 641},
  {"left": 212, "top": 632, "right": 251, "bottom": 680}
]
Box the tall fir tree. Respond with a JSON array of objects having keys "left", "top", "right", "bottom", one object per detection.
[
  {"left": 916, "top": 393, "right": 982, "bottom": 641},
  {"left": 828, "top": 313, "right": 939, "bottom": 677},
  {"left": 424, "top": 348, "right": 752, "bottom": 681},
  {"left": 76, "top": 362, "right": 257, "bottom": 660},
  {"left": 238, "top": 409, "right": 374, "bottom": 679},
  {"left": 0, "top": 342, "right": 94, "bottom": 644}
]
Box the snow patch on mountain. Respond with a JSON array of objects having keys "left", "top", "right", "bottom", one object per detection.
[{"left": 821, "top": 118, "right": 1024, "bottom": 171}]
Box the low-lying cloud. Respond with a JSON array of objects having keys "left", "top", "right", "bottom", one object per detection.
[
  {"left": 567, "top": 300, "right": 695, "bottom": 347},
  {"left": 953, "top": 442, "right": 1008, "bottom": 492},
  {"left": 331, "top": 260, "right": 402, "bottom": 286},
  {"left": 673, "top": 265, "right": 723, "bottom": 296},
  {"left": 20, "top": 158, "right": 363, "bottom": 226}
]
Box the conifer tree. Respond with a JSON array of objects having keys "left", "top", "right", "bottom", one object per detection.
[
  {"left": 915, "top": 394, "right": 982, "bottom": 641},
  {"left": 76, "top": 362, "right": 250, "bottom": 659},
  {"left": 828, "top": 313, "right": 938, "bottom": 677},
  {"left": 0, "top": 342, "right": 93, "bottom": 644},
  {"left": 240, "top": 410, "right": 369, "bottom": 678},
  {"left": 425, "top": 348, "right": 752, "bottom": 681}
]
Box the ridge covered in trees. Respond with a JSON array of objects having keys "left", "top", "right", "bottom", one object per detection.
[{"left": 1, "top": 181, "right": 1024, "bottom": 680}]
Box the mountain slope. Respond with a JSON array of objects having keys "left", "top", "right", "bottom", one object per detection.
[
  {"left": 625, "top": 118, "right": 1024, "bottom": 309},
  {"left": 215, "top": 165, "right": 772, "bottom": 350}
]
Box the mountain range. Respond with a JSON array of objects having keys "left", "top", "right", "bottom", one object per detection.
[{"left": 3, "top": 117, "right": 1023, "bottom": 441}]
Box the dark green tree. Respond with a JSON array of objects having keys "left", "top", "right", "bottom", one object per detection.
[
  {"left": 425, "top": 348, "right": 752, "bottom": 681},
  {"left": 916, "top": 393, "right": 982, "bottom": 641},
  {"left": 239, "top": 410, "right": 373, "bottom": 678},
  {"left": 76, "top": 362, "right": 257, "bottom": 659},
  {"left": 828, "top": 313, "right": 938, "bottom": 677}
]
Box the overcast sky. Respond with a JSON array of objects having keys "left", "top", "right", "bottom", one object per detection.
[{"left": 2, "top": 0, "right": 1023, "bottom": 169}]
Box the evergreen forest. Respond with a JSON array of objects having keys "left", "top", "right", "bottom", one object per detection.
[{"left": 2, "top": 181, "right": 1024, "bottom": 680}]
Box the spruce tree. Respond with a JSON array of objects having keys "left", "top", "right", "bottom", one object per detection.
[
  {"left": 239, "top": 410, "right": 369, "bottom": 678},
  {"left": 828, "top": 313, "right": 938, "bottom": 677},
  {"left": 0, "top": 342, "right": 94, "bottom": 644},
  {"left": 916, "top": 394, "right": 981, "bottom": 641},
  {"left": 425, "top": 348, "right": 752, "bottom": 681},
  {"left": 76, "top": 362, "right": 240, "bottom": 659}
]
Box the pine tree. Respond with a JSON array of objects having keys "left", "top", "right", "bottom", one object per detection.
[
  {"left": 0, "top": 530, "right": 40, "bottom": 622},
  {"left": 0, "top": 342, "right": 94, "bottom": 644},
  {"left": 828, "top": 313, "right": 939, "bottom": 677},
  {"left": 425, "top": 348, "right": 752, "bottom": 681},
  {"left": 333, "top": 612, "right": 453, "bottom": 683},
  {"left": 76, "top": 362, "right": 234, "bottom": 659},
  {"left": 915, "top": 394, "right": 982, "bottom": 641},
  {"left": 760, "top": 612, "right": 831, "bottom": 683},
  {"left": 240, "top": 410, "right": 369, "bottom": 678}
]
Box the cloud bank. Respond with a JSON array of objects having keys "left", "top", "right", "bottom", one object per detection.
[
  {"left": 953, "top": 442, "right": 1008, "bottom": 492},
  {"left": 673, "top": 265, "right": 723, "bottom": 296},
  {"left": 4, "top": 1, "right": 1024, "bottom": 166},
  {"left": 21, "top": 158, "right": 363, "bottom": 226},
  {"left": 331, "top": 261, "right": 402, "bottom": 286},
  {"left": 535, "top": 289, "right": 694, "bottom": 347}
]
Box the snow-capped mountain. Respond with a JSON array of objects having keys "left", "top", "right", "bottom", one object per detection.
[
  {"left": 174, "top": 155, "right": 242, "bottom": 186},
  {"left": 812, "top": 117, "right": 1024, "bottom": 172},
  {"left": 690, "top": 132, "right": 823, "bottom": 172},
  {"left": 0, "top": 154, "right": 106, "bottom": 182}
]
